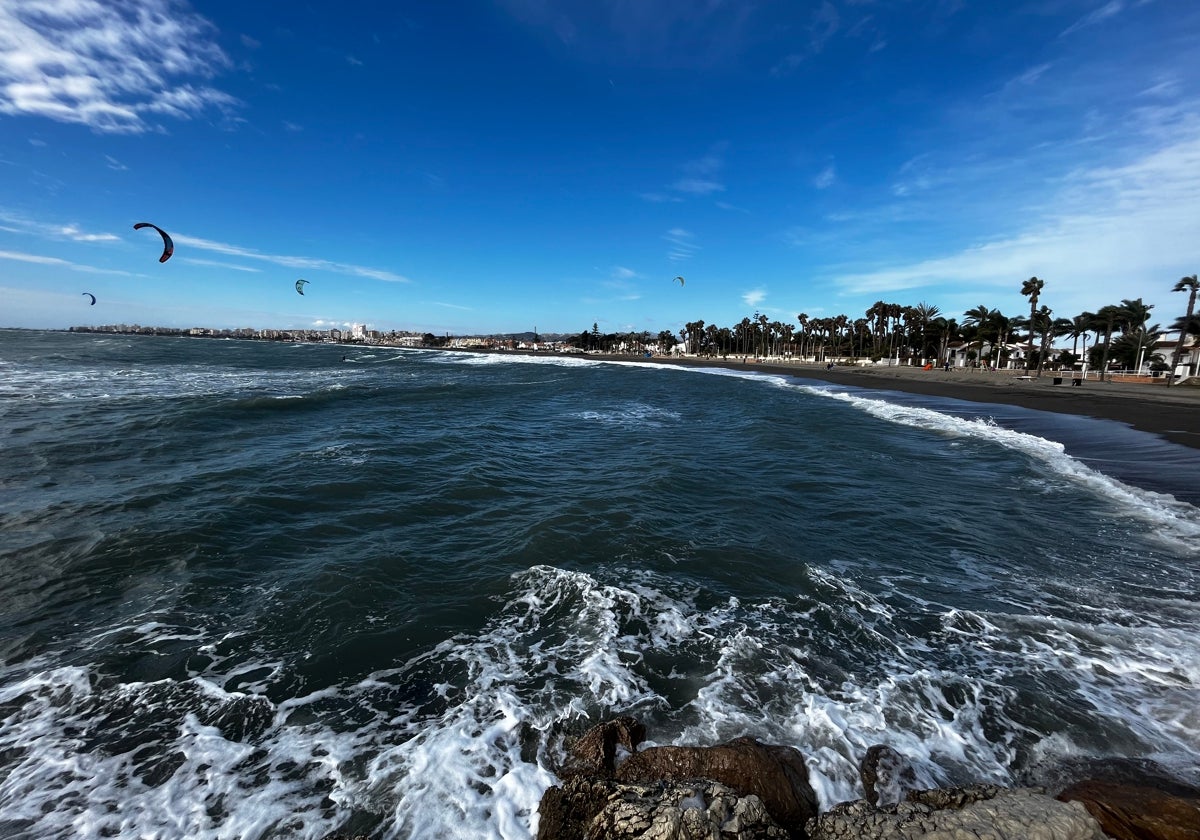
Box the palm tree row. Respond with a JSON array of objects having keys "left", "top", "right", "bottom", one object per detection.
[{"left": 645, "top": 275, "right": 1199, "bottom": 380}]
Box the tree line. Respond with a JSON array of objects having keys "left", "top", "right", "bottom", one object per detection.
[{"left": 581, "top": 275, "right": 1199, "bottom": 382}]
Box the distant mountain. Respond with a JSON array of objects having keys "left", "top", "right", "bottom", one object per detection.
[{"left": 476, "top": 331, "right": 573, "bottom": 342}]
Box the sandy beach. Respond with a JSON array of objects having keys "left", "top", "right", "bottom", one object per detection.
[{"left": 614, "top": 354, "right": 1200, "bottom": 451}]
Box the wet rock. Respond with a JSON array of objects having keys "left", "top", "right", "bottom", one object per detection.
[
  {"left": 560, "top": 716, "right": 647, "bottom": 779},
  {"left": 536, "top": 776, "right": 790, "bottom": 840},
  {"left": 1022, "top": 757, "right": 1200, "bottom": 800},
  {"left": 614, "top": 736, "right": 818, "bottom": 834},
  {"left": 1057, "top": 779, "right": 1200, "bottom": 840},
  {"left": 807, "top": 784, "right": 1104, "bottom": 839},
  {"left": 861, "top": 745, "right": 917, "bottom": 807}
]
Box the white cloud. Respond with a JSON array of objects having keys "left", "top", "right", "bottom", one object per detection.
[
  {"left": 672, "top": 177, "right": 725, "bottom": 195},
  {"left": 814, "top": 163, "right": 836, "bottom": 189},
  {"left": 104, "top": 154, "right": 126, "bottom": 170},
  {"left": 664, "top": 227, "right": 699, "bottom": 261},
  {"left": 0, "top": 211, "right": 121, "bottom": 243},
  {"left": 0, "top": 248, "right": 133, "bottom": 275},
  {"left": 639, "top": 191, "right": 684, "bottom": 203},
  {"left": 0, "top": 0, "right": 238, "bottom": 133},
  {"left": 743, "top": 288, "right": 766, "bottom": 307},
  {"left": 59, "top": 224, "right": 118, "bottom": 242},
  {"left": 179, "top": 257, "right": 262, "bottom": 273},
  {"left": 1061, "top": 0, "right": 1125, "bottom": 37},
  {"left": 830, "top": 128, "right": 1200, "bottom": 315},
  {"left": 655, "top": 149, "right": 727, "bottom": 199},
  {"left": 173, "top": 233, "right": 412, "bottom": 283}
]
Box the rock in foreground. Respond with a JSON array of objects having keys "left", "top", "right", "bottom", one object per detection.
[
  {"left": 537, "top": 776, "right": 791, "bottom": 840},
  {"left": 807, "top": 784, "right": 1104, "bottom": 840}
]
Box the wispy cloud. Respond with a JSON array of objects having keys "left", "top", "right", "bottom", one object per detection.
[
  {"left": 179, "top": 257, "right": 262, "bottom": 273},
  {"left": 891, "top": 155, "right": 940, "bottom": 197},
  {"left": 1061, "top": 0, "right": 1125, "bottom": 37},
  {"left": 743, "top": 288, "right": 766, "bottom": 307},
  {"left": 104, "top": 154, "right": 127, "bottom": 170},
  {"left": 173, "top": 233, "right": 412, "bottom": 283},
  {"left": 597, "top": 266, "right": 643, "bottom": 301},
  {"left": 770, "top": 1, "right": 841, "bottom": 75},
  {"left": 0, "top": 0, "right": 238, "bottom": 133},
  {"left": 638, "top": 191, "right": 684, "bottom": 203},
  {"left": 283, "top": 121, "right": 303, "bottom": 132},
  {"left": 664, "top": 227, "right": 699, "bottom": 262},
  {"left": 814, "top": 163, "right": 836, "bottom": 189},
  {"left": 672, "top": 177, "right": 724, "bottom": 195},
  {"left": 0, "top": 210, "right": 120, "bottom": 243},
  {"left": 496, "top": 0, "right": 757, "bottom": 68},
  {"left": 0, "top": 248, "right": 133, "bottom": 275},
  {"left": 715, "top": 200, "right": 750, "bottom": 213},
  {"left": 830, "top": 126, "right": 1200, "bottom": 313},
  {"left": 59, "top": 224, "right": 118, "bottom": 242},
  {"left": 650, "top": 148, "right": 728, "bottom": 201}
]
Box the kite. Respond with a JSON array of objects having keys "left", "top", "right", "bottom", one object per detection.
[
  {"left": 674, "top": 276, "right": 685, "bottom": 287},
  {"left": 133, "top": 222, "right": 174, "bottom": 263},
  {"left": 82, "top": 292, "right": 96, "bottom": 305},
  {"left": 295, "top": 279, "right": 309, "bottom": 295}
]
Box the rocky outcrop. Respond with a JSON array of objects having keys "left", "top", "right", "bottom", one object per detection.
[
  {"left": 536, "top": 718, "right": 1200, "bottom": 840},
  {"left": 537, "top": 776, "right": 791, "bottom": 840},
  {"left": 1057, "top": 779, "right": 1200, "bottom": 840},
  {"left": 807, "top": 784, "right": 1104, "bottom": 840},
  {"left": 860, "top": 745, "right": 917, "bottom": 807},
  {"left": 614, "top": 737, "right": 819, "bottom": 834},
  {"left": 558, "top": 716, "right": 647, "bottom": 779}
]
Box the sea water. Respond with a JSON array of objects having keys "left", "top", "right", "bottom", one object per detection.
[{"left": 1, "top": 330, "right": 1197, "bottom": 839}]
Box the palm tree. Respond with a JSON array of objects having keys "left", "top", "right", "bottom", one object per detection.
[
  {"left": 1020, "top": 276, "right": 1044, "bottom": 373},
  {"left": 1068, "top": 312, "right": 1093, "bottom": 363},
  {"left": 1032, "top": 306, "right": 1056, "bottom": 376},
  {"left": 963, "top": 305, "right": 996, "bottom": 368},
  {"left": 934, "top": 317, "right": 959, "bottom": 366},
  {"left": 1093, "top": 305, "right": 1121, "bottom": 382},
  {"left": 910, "top": 302, "right": 941, "bottom": 364},
  {"left": 1168, "top": 275, "right": 1198, "bottom": 386}
]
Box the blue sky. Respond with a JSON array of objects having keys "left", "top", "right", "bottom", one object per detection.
[{"left": 2, "top": 0, "right": 1199, "bottom": 336}]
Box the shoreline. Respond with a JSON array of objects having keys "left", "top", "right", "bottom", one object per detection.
[{"left": 597, "top": 353, "right": 1200, "bottom": 452}]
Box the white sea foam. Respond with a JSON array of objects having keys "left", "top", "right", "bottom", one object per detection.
[
  {"left": 420, "top": 349, "right": 596, "bottom": 369},
  {"left": 2, "top": 556, "right": 1198, "bottom": 837},
  {"left": 629, "top": 360, "right": 1200, "bottom": 551},
  {"left": 571, "top": 402, "right": 682, "bottom": 429},
  {"left": 787, "top": 385, "right": 1200, "bottom": 550}
]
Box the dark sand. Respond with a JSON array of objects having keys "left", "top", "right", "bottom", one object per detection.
[{"left": 614, "top": 355, "right": 1200, "bottom": 451}]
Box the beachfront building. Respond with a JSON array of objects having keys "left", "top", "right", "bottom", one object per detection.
[{"left": 1160, "top": 330, "right": 1199, "bottom": 380}]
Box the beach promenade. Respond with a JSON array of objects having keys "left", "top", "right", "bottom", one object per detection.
[{"left": 624, "top": 355, "right": 1200, "bottom": 451}]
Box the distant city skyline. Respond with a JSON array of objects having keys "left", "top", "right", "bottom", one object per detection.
[{"left": 2, "top": 1, "right": 1198, "bottom": 336}]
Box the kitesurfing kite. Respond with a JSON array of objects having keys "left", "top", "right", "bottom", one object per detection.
[
  {"left": 133, "top": 222, "right": 173, "bottom": 263},
  {"left": 295, "top": 279, "right": 309, "bottom": 295},
  {"left": 674, "top": 275, "right": 685, "bottom": 287},
  {"left": 82, "top": 292, "right": 96, "bottom": 305}
]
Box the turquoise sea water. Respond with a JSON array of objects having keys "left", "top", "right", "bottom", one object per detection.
[{"left": 1, "top": 330, "right": 1198, "bottom": 839}]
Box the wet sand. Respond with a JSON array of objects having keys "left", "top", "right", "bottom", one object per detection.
[{"left": 617, "top": 355, "right": 1200, "bottom": 451}]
